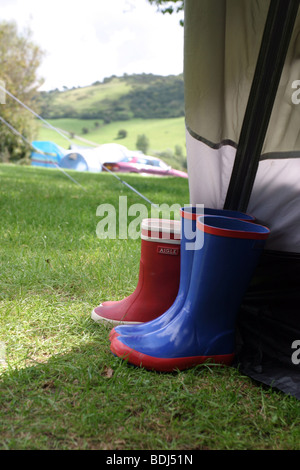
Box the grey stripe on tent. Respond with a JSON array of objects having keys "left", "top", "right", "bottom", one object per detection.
[
  {"left": 186, "top": 125, "right": 238, "bottom": 150},
  {"left": 260, "top": 151, "right": 300, "bottom": 161},
  {"left": 187, "top": 126, "right": 300, "bottom": 161}
]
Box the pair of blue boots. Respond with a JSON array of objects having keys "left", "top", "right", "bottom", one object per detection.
[{"left": 110, "top": 207, "right": 270, "bottom": 372}]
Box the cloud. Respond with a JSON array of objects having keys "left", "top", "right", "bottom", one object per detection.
[{"left": 1, "top": 0, "right": 184, "bottom": 90}]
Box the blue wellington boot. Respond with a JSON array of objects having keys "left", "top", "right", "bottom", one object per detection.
[
  {"left": 110, "top": 215, "right": 269, "bottom": 372},
  {"left": 109, "top": 207, "right": 255, "bottom": 342}
]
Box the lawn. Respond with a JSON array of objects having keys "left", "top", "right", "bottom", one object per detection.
[{"left": 0, "top": 163, "right": 300, "bottom": 451}]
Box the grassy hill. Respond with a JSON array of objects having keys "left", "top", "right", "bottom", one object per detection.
[{"left": 38, "top": 74, "right": 184, "bottom": 121}]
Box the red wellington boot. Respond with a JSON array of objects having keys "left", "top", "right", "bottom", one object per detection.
[{"left": 91, "top": 218, "right": 181, "bottom": 325}]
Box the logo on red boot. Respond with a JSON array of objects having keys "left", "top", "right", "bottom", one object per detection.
[{"left": 157, "top": 246, "right": 179, "bottom": 256}]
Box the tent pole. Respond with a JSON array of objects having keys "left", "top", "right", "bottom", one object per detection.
[{"left": 224, "top": 0, "right": 300, "bottom": 213}]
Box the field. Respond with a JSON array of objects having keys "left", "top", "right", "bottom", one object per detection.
[
  {"left": 38, "top": 117, "right": 186, "bottom": 153},
  {"left": 0, "top": 164, "right": 300, "bottom": 451}
]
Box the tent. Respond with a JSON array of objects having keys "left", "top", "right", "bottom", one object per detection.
[
  {"left": 184, "top": 0, "right": 300, "bottom": 399},
  {"left": 93, "top": 143, "right": 131, "bottom": 162},
  {"left": 59, "top": 143, "right": 131, "bottom": 173},
  {"left": 59, "top": 149, "right": 103, "bottom": 173},
  {"left": 31, "top": 141, "right": 68, "bottom": 168},
  {"left": 31, "top": 141, "right": 132, "bottom": 173}
]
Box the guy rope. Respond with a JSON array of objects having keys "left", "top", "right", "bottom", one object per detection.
[{"left": 0, "top": 84, "right": 158, "bottom": 207}]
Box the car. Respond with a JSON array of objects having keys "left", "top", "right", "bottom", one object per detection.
[{"left": 102, "top": 155, "right": 188, "bottom": 178}]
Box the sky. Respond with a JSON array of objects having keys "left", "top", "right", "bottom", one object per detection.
[{"left": 1, "top": 0, "right": 184, "bottom": 91}]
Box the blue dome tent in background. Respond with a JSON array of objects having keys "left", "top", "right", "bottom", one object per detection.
[
  {"left": 31, "top": 141, "right": 68, "bottom": 168},
  {"left": 31, "top": 142, "right": 131, "bottom": 172},
  {"left": 59, "top": 143, "right": 130, "bottom": 173},
  {"left": 59, "top": 149, "right": 103, "bottom": 173}
]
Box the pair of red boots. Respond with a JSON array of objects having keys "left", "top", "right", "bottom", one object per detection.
[{"left": 91, "top": 217, "right": 182, "bottom": 326}]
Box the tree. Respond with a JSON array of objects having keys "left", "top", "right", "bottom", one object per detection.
[
  {"left": 0, "top": 21, "right": 44, "bottom": 162},
  {"left": 136, "top": 134, "right": 150, "bottom": 154},
  {"left": 148, "top": 0, "right": 184, "bottom": 25},
  {"left": 117, "top": 129, "right": 127, "bottom": 139}
]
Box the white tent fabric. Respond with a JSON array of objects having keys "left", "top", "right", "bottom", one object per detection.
[
  {"left": 185, "top": 0, "right": 300, "bottom": 253},
  {"left": 186, "top": 133, "right": 300, "bottom": 253}
]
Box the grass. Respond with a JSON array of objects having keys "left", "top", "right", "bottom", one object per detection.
[{"left": 0, "top": 163, "right": 300, "bottom": 451}]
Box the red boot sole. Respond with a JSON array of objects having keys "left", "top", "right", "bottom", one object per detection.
[{"left": 110, "top": 337, "right": 235, "bottom": 372}]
